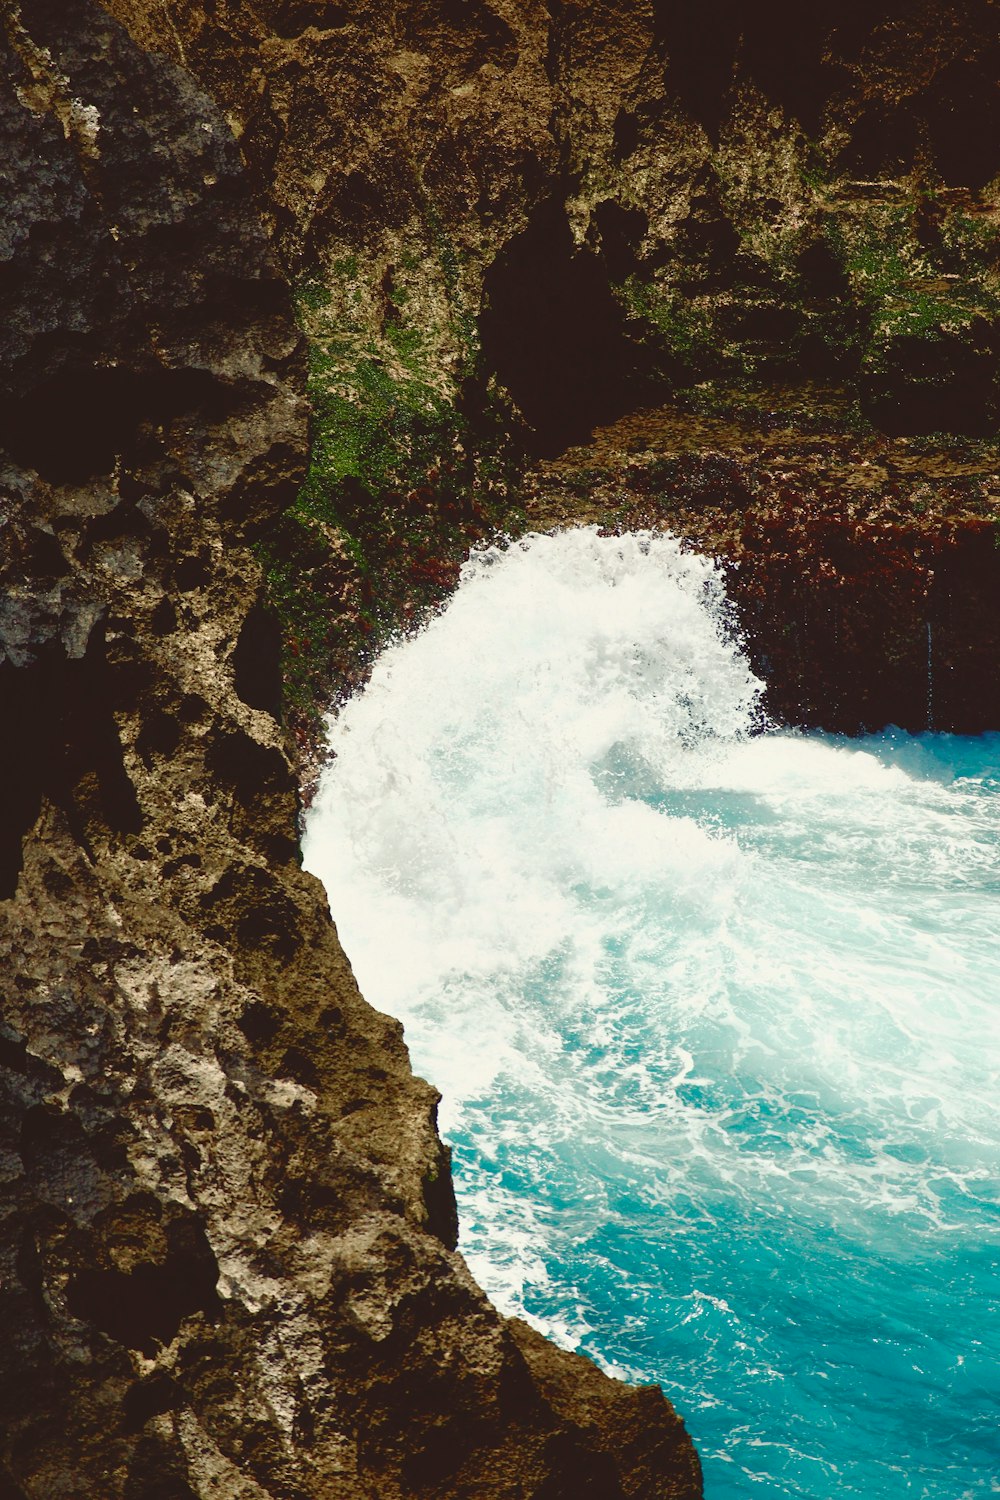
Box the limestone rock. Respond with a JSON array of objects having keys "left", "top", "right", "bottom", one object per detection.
[{"left": 0, "top": 3, "right": 702, "bottom": 1495}]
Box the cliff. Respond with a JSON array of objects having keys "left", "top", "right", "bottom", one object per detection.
[
  {"left": 97, "top": 0, "right": 1000, "bottom": 739},
  {"left": 0, "top": 3, "right": 700, "bottom": 1496},
  {"left": 3, "top": 1, "right": 999, "bottom": 1495}
]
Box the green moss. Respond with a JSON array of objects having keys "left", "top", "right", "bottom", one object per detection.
[
  {"left": 254, "top": 522, "right": 366, "bottom": 723},
  {"left": 296, "top": 276, "right": 334, "bottom": 314},
  {"left": 260, "top": 264, "right": 524, "bottom": 739},
  {"left": 618, "top": 275, "right": 724, "bottom": 375},
  {"left": 821, "top": 198, "right": 1000, "bottom": 379}
]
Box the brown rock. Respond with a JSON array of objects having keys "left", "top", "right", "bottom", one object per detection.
[{"left": 0, "top": 2, "right": 702, "bottom": 1496}]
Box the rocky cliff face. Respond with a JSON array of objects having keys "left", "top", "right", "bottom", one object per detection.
[
  {"left": 99, "top": 0, "right": 1000, "bottom": 739},
  {"left": 0, "top": 3, "right": 701, "bottom": 1496},
  {"left": 4, "top": 2, "right": 999, "bottom": 1494}
]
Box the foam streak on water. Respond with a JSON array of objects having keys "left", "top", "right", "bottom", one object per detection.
[{"left": 303, "top": 529, "right": 1000, "bottom": 1499}]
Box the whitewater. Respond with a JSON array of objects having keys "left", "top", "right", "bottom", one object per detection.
[{"left": 302, "top": 528, "right": 1000, "bottom": 1499}]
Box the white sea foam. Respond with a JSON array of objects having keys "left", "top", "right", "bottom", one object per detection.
[{"left": 303, "top": 527, "right": 1000, "bottom": 1500}]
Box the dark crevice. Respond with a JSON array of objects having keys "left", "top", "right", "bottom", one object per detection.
[
  {"left": 233, "top": 602, "right": 283, "bottom": 720},
  {"left": 593, "top": 200, "right": 648, "bottom": 283},
  {"left": 122, "top": 1373, "right": 183, "bottom": 1432},
  {"left": 206, "top": 730, "right": 293, "bottom": 804},
  {"left": 0, "top": 621, "right": 142, "bottom": 899},
  {"left": 67, "top": 1217, "right": 221, "bottom": 1358},
  {"left": 651, "top": 0, "right": 840, "bottom": 138},
  {"left": 861, "top": 326, "right": 1000, "bottom": 437},
  {"left": 135, "top": 710, "right": 182, "bottom": 769},
  {"left": 480, "top": 198, "right": 642, "bottom": 456},
  {"left": 0, "top": 366, "right": 237, "bottom": 485},
  {"left": 422, "top": 1141, "right": 459, "bottom": 1252},
  {"left": 237, "top": 1000, "right": 281, "bottom": 1045}
]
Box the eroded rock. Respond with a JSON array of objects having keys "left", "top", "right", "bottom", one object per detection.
[{"left": 0, "top": 3, "right": 702, "bottom": 1495}]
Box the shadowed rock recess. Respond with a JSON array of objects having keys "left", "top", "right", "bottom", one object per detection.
[{"left": 0, "top": 2, "right": 701, "bottom": 1497}]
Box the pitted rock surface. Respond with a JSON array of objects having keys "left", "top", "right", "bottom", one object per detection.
[{"left": 0, "top": 4, "right": 702, "bottom": 1497}]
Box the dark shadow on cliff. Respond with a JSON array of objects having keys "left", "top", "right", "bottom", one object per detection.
[
  {"left": 651, "top": 0, "right": 1000, "bottom": 185},
  {"left": 0, "top": 366, "right": 241, "bottom": 486},
  {"left": 479, "top": 198, "right": 641, "bottom": 457},
  {"left": 66, "top": 1210, "right": 221, "bottom": 1360},
  {"left": 0, "top": 622, "right": 142, "bottom": 900},
  {"left": 861, "top": 324, "right": 1000, "bottom": 437},
  {"left": 651, "top": 0, "right": 838, "bottom": 138}
]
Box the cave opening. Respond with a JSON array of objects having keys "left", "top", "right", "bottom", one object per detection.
[{"left": 479, "top": 197, "right": 643, "bottom": 457}]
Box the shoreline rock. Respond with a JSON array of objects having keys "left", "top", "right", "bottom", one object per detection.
[
  {"left": 0, "top": 4, "right": 702, "bottom": 1495},
  {"left": 526, "top": 390, "right": 1000, "bottom": 734}
]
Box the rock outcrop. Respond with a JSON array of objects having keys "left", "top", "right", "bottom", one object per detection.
[
  {"left": 0, "top": 3, "right": 701, "bottom": 1496},
  {"left": 97, "top": 1, "right": 1000, "bottom": 740}
]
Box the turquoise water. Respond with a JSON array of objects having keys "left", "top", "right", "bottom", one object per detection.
[{"left": 303, "top": 529, "right": 1000, "bottom": 1499}]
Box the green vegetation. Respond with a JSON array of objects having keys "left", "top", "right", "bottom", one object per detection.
[
  {"left": 826, "top": 200, "right": 1000, "bottom": 366},
  {"left": 619, "top": 275, "right": 717, "bottom": 370},
  {"left": 258, "top": 257, "right": 524, "bottom": 742}
]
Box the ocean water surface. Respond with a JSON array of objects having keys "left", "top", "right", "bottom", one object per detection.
[{"left": 303, "top": 528, "right": 1000, "bottom": 1499}]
